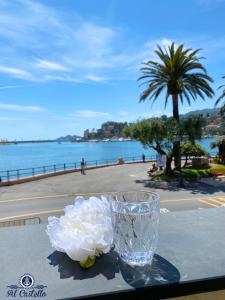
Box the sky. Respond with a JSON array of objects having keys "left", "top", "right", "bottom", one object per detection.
[{"left": 0, "top": 0, "right": 225, "bottom": 140}]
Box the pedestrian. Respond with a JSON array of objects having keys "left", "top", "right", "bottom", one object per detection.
[
  {"left": 80, "top": 158, "right": 85, "bottom": 175},
  {"left": 147, "top": 163, "right": 158, "bottom": 175},
  {"left": 142, "top": 153, "right": 146, "bottom": 163}
]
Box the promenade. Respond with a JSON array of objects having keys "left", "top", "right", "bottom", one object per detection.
[{"left": 1, "top": 163, "right": 225, "bottom": 223}]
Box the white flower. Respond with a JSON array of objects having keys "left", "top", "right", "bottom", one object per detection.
[{"left": 46, "top": 196, "right": 113, "bottom": 266}]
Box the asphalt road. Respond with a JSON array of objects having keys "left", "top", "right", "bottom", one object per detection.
[{"left": 1, "top": 163, "right": 225, "bottom": 223}]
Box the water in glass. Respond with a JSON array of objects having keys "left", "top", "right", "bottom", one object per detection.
[{"left": 111, "top": 191, "right": 160, "bottom": 266}]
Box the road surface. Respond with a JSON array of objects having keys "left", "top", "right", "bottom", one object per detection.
[{"left": 0, "top": 163, "right": 225, "bottom": 223}]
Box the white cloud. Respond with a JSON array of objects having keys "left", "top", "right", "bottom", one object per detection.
[
  {"left": 73, "top": 23, "right": 116, "bottom": 53},
  {"left": 0, "top": 116, "right": 27, "bottom": 121},
  {"left": 0, "top": 1, "right": 222, "bottom": 83},
  {"left": 36, "top": 59, "right": 69, "bottom": 71},
  {"left": 85, "top": 74, "right": 107, "bottom": 82},
  {"left": 0, "top": 66, "right": 32, "bottom": 80},
  {"left": 0, "top": 0, "right": 167, "bottom": 82},
  {"left": 0, "top": 0, "right": 119, "bottom": 82},
  {"left": 44, "top": 75, "right": 81, "bottom": 83},
  {"left": 145, "top": 38, "right": 173, "bottom": 49},
  {"left": 0, "top": 84, "right": 36, "bottom": 90},
  {"left": 0, "top": 103, "right": 45, "bottom": 112},
  {"left": 73, "top": 110, "right": 111, "bottom": 118},
  {"left": 0, "top": 85, "right": 25, "bottom": 90}
]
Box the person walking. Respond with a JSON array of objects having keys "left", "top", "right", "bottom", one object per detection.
[
  {"left": 80, "top": 158, "right": 85, "bottom": 175},
  {"left": 142, "top": 153, "right": 146, "bottom": 163}
]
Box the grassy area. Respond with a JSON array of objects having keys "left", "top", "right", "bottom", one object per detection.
[
  {"left": 210, "top": 164, "right": 225, "bottom": 170},
  {"left": 152, "top": 164, "right": 225, "bottom": 181},
  {"left": 179, "top": 168, "right": 212, "bottom": 178}
]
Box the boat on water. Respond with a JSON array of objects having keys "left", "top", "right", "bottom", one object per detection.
[{"left": 100, "top": 137, "right": 133, "bottom": 142}]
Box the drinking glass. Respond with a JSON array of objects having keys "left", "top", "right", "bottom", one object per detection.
[{"left": 111, "top": 190, "right": 160, "bottom": 267}]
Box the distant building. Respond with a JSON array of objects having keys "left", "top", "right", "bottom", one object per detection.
[
  {"left": 101, "top": 121, "right": 127, "bottom": 138},
  {"left": 83, "top": 129, "right": 89, "bottom": 139},
  {"left": 206, "top": 124, "right": 218, "bottom": 129},
  {"left": 83, "top": 121, "right": 127, "bottom": 140}
]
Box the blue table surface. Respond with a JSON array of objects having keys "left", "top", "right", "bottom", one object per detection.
[{"left": 0, "top": 207, "right": 225, "bottom": 300}]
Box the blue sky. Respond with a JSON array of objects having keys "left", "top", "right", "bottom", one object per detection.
[{"left": 0, "top": 0, "right": 225, "bottom": 140}]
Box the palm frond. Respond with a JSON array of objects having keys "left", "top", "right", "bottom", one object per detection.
[
  {"left": 215, "top": 89, "right": 225, "bottom": 106},
  {"left": 138, "top": 42, "right": 214, "bottom": 112}
]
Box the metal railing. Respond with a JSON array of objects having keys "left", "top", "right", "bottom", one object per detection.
[
  {"left": 0, "top": 151, "right": 219, "bottom": 183},
  {"left": 0, "top": 155, "right": 156, "bottom": 182},
  {"left": 0, "top": 217, "right": 40, "bottom": 227}
]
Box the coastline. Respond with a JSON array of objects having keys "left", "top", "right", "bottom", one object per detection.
[
  {"left": 0, "top": 137, "right": 218, "bottom": 172},
  {"left": 0, "top": 135, "right": 223, "bottom": 146}
]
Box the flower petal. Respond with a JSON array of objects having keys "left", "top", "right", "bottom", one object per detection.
[{"left": 46, "top": 195, "right": 113, "bottom": 263}]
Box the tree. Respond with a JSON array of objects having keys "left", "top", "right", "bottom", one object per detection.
[
  {"left": 124, "top": 118, "right": 179, "bottom": 175},
  {"left": 211, "top": 139, "right": 225, "bottom": 164},
  {"left": 123, "top": 118, "right": 168, "bottom": 155},
  {"left": 124, "top": 116, "right": 205, "bottom": 175},
  {"left": 179, "top": 116, "right": 206, "bottom": 144},
  {"left": 138, "top": 42, "right": 214, "bottom": 170},
  {"left": 181, "top": 142, "right": 206, "bottom": 166}
]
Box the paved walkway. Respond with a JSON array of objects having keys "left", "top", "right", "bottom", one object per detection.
[
  {"left": 0, "top": 163, "right": 154, "bottom": 200},
  {"left": 1, "top": 162, "right": 225, "bottom": 200},
  {"left": 0, "top": 162, "right": 182, "bottom": 201},
  {"left": 1, "top": 163, "right": 225, "bottom": 222}
]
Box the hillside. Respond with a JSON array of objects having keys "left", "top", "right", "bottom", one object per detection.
[
  {"left": 181, "top": 107, "right": 220, "bottom": 118},
  {"left": 181, "top": 107, "right": 224, "bottom": 136},
  {"left": 57, "top": 134, "right": 81, "bottom": 141},
  {"left": 57, "top": 107, "right": 224, "bottom": 141}
]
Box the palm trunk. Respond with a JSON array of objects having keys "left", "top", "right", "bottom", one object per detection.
[
  {"left": 172, "top": 94, "right": 181, "bottom": 170},
  {"left": 165, "top": 155, "right": 173, "bottom": 176}
]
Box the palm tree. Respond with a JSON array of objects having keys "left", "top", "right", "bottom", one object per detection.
[
  {"left": 138, "top": 42, "right": 214, "bottom": 169},
  {"left": 215, "top": 75, "right": 225, "bottom": 106}
]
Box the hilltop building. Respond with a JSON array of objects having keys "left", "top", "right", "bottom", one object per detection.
[
  {"left": 83, "top": 129, "right": 90, "bottom": 139},
  {"left": 84, "top": 121, "right": 127, "bottom": 140}
]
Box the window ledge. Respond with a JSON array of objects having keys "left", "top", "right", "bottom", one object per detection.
[{"left": 1, "top": 207, "right": 225, "bottom": 300}]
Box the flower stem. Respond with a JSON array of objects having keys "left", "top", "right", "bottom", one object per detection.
[{"left": 79, "top": 256, "right": 96, "bottom": 269}]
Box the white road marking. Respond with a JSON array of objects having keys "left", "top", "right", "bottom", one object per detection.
[
  {"left": 0, "top": 209, "right": 64, "bottom": 221},
  {"left": 160, "top": 208, "right": 170, "bottom": 214},
  {"left": 1, "top": 194, "right": 225, "bottom": 206}
]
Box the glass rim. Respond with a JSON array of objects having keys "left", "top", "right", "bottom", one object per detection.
[{"left": 110, "top": 190, "right": 160, "bottom": 205}]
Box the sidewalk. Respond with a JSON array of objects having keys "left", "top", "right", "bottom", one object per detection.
[
  {"left": 1, "top": 162, "right": 225, "bottom": 202},
  {"left": 199, "top": 176, "right": 225, "bottom": 188}
]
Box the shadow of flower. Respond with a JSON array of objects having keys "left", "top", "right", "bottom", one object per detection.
[{"left": 47, "top": 250, "right": 120, "bottom": 280}]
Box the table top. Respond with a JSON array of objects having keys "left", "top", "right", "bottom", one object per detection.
[{"left": 1, "top": 207, "right": 225, "bottom": 300}]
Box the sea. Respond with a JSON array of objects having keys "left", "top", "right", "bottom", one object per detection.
[{"left": 0, "top": 137, "right": 219, "bottom": 171}]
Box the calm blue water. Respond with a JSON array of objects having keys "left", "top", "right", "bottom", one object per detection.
[{"left": 0, "top": 138, "right": 219, "bottom": 171}]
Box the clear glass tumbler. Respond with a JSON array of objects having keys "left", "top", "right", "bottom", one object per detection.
[{"left": 111, "top": 191, "right": 160, "bottom": 267}]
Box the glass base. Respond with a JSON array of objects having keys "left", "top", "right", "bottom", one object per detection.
[{"left": 120, "top": 251, "right": 154, "bottom": 267}]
